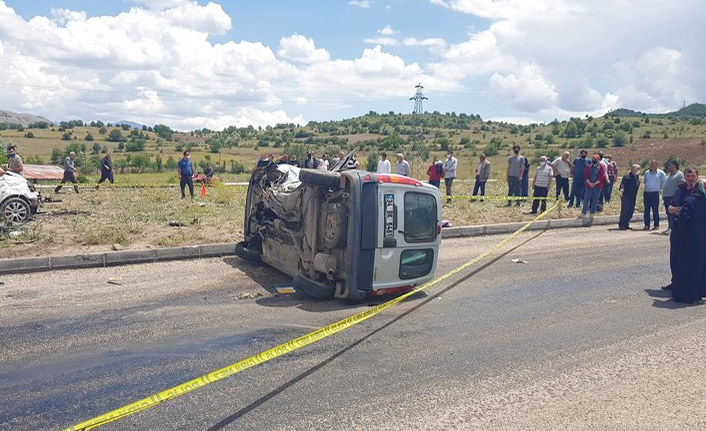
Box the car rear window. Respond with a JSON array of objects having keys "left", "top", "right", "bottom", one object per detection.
[
  {"left": 403, "top": 192, "right": 437, "bottom": 243},
  {"left": 399, "top": 249, "right": 435, "bottom": 280}
]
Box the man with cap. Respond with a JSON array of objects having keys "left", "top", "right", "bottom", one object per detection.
[
  {"left": 4, "top": 145, "right": 24, "bottom": 176},
  {"left": 530, "top": 156, "right": 553, "bottom": 214},
  {"left": 568, "top": 149, "right": 589, "bottom": 208},
  {"left": 55, "top": 151, "right": 80, "bottom": 194}
]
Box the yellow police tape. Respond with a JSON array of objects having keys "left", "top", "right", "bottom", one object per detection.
[
  {"left": 58, "top": 200, "right": 560, "bottom": 431},
  {"left": 446, "top": 195, "right": 557, "bottom": 201},
  {"left": 36, "top": 183, "right": 248, "bottom": 189}
]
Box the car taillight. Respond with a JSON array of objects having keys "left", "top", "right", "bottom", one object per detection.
[
  {"left": 376, "top": 174, "right": 422, "bottom": 186},
  {"left": 437, "top": 222, "right": 441, "bottom": 235}
]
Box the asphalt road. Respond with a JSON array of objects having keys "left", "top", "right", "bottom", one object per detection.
[{"left": 2, "top": 225, "right": 706, "bottom": 431}]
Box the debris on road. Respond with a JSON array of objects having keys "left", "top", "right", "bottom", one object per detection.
[
  {"left": 275, "top": 287, "right": 296, "bottom": 295},
  {"left": 511, "top": 258, "right": 527, "bottom": 264},
  {"left": 107, "top": 277, "right": 122, "bottom": 285}
]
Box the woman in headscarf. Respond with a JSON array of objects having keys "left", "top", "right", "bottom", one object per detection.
[{"left": 667, "top": 168, "right": 706, "bottom": 303}]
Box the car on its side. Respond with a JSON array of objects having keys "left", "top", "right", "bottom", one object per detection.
[
  {"left": 0, "top": 172, "right": 40, "bottom": 225},
  {"left": 236, "top": 158, "right": 441, "bottom": 301}
]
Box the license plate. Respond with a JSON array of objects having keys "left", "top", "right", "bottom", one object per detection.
[{"left": 384, "top": 193, "right": 394, "bottom": 238}]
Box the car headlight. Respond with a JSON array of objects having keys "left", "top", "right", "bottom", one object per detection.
[{"left": 28, "top": 183, "right": 36, "bottom": 192}]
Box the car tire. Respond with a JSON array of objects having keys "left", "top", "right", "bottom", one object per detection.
[
  {"left": 1, "top": 197, "right": 31, "bottom": 225},
  {"left": 234, "top": 241, "right": 263, "bottom": 265},
  {"left": 298, "top": 169, "right": 341, "bottom": 190},
  {"left": 293, "top": 274, "right": 336, "bottom": 300}
]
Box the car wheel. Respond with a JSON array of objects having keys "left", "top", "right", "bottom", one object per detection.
[
  {"left": 1, "top": 197, "right": 31, "bottom": 225},
  {"left": 298, "top": 169, "right": 341, "bottom": 190},
  {"left": 293, "top": 274, "right": 336, "bottom": 300},
  {"left": 234, "top": 241, "right": 263, "bottom": 265}
]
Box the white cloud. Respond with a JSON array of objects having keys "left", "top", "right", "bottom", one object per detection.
[
  {"left": 0, "top": 1, "right": 441, "bottom": 129},
  {"left": 378, "top": 25, "right": 397, "bottom": 36},
  {"left": 489, "top": 65, "right": 557, "bottom": 111},
  {"left": 363, "top": 36, "right": 399, "bottom": 46},
  {"left": 278, "top": 34, "right": 330, "bottom": 64},
  {"left": 130, "top": 0, "right": 191, "bottom": 10},
  {"left": 349, "top": 1, "right": 372, "bottom": 8},
  {"left": 430, "top": 0, "right": 580, "bottom": 20},
  {"left": 427, "top": 0, "right": 706, "bottom": 118},
  {"left": 402, "top": 37, "right": 447, "bottom": 49}
]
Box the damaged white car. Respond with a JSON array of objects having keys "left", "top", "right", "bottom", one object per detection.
[
  {"left": 0, "top": 172, "right": 40, "bottom": 225},
  {"left": 236, "top": 157, "right": 442, "bottom": 301}
]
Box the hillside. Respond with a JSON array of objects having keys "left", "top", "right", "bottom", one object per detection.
[
  {"left": 610, "top": 103, "right": 706, "bottom": 119},
  {"left": 0, "top": 109, "right": 53, "bottom": 127}
]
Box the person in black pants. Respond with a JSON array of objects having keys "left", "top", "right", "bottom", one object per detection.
[
  {"left": 177, "top": 150, "right": 194, "bottom": 199},
  {"left": 618, "top": 164, "right": 641, "bottom": 230},
  {"left": 96, "top": 152, "right": 114, "bottom": 188}
]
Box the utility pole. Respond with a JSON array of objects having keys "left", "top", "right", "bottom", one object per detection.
[{"left": 409, "top": 83, "right": 428, "bottom": 115}]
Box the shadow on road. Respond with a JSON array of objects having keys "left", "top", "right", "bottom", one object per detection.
[
  {"left": 644, "top": 288, "right": 671, "bottom": 298},
  {"left": 222, "top": 256, "right": 291, "bottom": 289},
  {"left": 223, "top": 256, "right": 428, "bottom": 312},
  {"left": 651, "top": 299, "right": 705, "bottom": 309},
  {"left": 204, "top": 229, "right": 547, "bottom": 431}
]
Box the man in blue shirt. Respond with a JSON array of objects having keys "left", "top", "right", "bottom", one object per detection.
[
  {"left": 568, "top": 149, "right": 588, "bottom": 208},
  {"left": 642, "top": 159, "right": 666, "bottom": 230},
  {"left": 178, "top": 150, "right": 194, "bottom": 199}
]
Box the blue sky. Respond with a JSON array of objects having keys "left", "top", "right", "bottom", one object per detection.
[{"left": 0, "top": 0, "right": 703, "bottom": 130}]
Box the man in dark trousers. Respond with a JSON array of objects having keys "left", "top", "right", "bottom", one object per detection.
[
  {"left": 96, "top": 152, "right": 114, "bottom": 188},
  {"left": 568, "top": 149, "right": 588, "bottom": 208},
  {"left": 618, "top": 164, "right": 641, "bottom": 230},
  {"left": 177, "top": 150, "right": 194, "bottom": 199},
  {"left": 55, "top": 151, "right": 80, "bottom": 194}
]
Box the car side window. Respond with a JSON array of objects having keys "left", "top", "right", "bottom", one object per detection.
[{"left": 403, "top": 192, "right": 437, "bottom": 243}]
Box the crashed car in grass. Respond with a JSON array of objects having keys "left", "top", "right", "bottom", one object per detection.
[
  {"left": 0, "top": 172, "right": 40, "bottom": 225},
  {"left": 236, "top": 157, "right": 442, "bottom": 301}
]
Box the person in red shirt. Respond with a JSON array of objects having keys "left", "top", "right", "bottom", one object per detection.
[
  {"left": 581, "top": 154, "right": 607, "bottom": 218},
  {"left": 427, "top": 156, "right": 442, "bottom": 188}
]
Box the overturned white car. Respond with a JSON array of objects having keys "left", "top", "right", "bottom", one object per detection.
[
  {"left": 0, "top": 172, "right": 40, "bottom": 225},
  {"left": 236, "top": 160, "right": 442, "bottom": 301}
]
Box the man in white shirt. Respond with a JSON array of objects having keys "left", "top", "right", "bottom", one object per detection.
[
  {"left": 442, "top": 150, "right": 458, "bottom": 203},
  {"left": 531, "top": 156, "right": 554, "bottom": 214},
  {"left": 642, "top": 159, "right": 667, "bottom": 230},
  {"left": 551, "top": 151, "right": 572, "bottom": 202},
  {"left": 396, "top": 153, "right": 410, "bottom": 176},
  {"left": 376, "top": 152, "right": 391, "bottom": 174},
  {"left": 318, "top": 154, "right": 329, "bottom": 171}
]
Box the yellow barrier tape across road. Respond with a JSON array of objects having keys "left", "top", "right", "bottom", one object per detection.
[
  {"left": 445, "top": 195, "right": 557, "bottom": 201},
  {"left": 58, "top": 200, "right": 560, "bottom": 431}
]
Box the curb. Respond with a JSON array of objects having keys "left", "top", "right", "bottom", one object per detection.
[
  {"left": 0, "top": 214, "right": 665, "bottom": 275},
  {"left": 0, "top": 243, "right": 235, "bottom": 275}
]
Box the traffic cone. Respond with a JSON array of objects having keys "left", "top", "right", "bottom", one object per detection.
[{"left": 201, "top": 182, "right": 207, "bottom": 197}]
